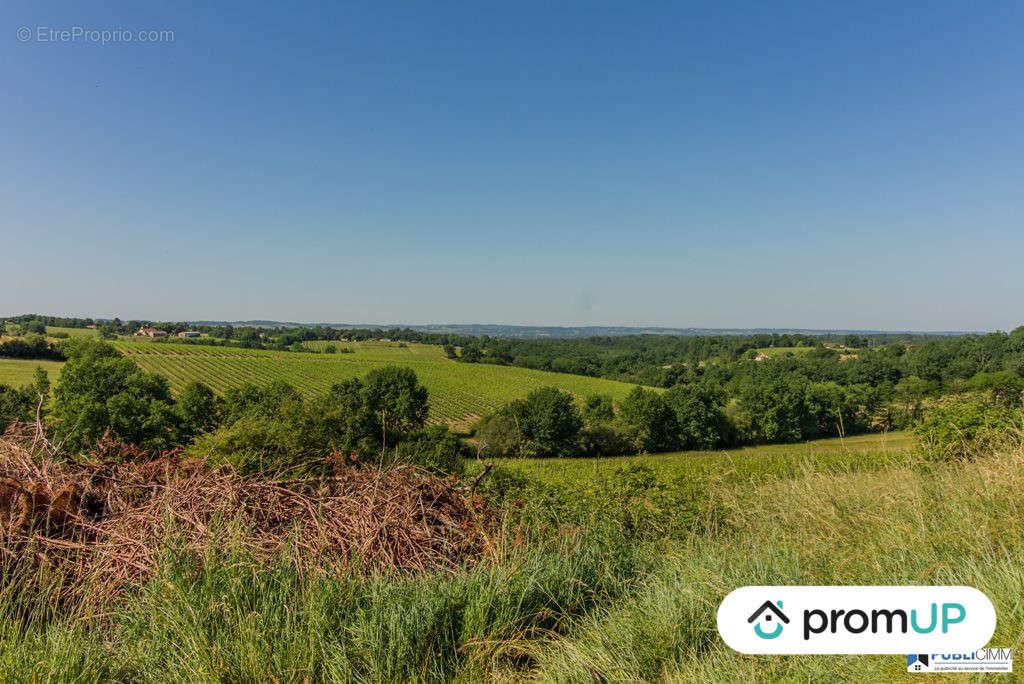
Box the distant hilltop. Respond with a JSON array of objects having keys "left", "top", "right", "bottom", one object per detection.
[{"left": 184, "top": 321, "right": 978, "bottom": 339}]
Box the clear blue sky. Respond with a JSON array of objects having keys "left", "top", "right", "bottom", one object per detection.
[{"left": 3, "top": 1, "right": 1021, "bottom": 330}]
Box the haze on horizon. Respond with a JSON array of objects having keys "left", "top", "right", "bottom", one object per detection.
[{"left": 2, "top": 2, "right": 1022, "bottom": 332}]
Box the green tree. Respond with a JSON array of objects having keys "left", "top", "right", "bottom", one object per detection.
[
  {"left": 518, "top": 387, "right": 583, "bottom": 457},
  {"left": 582, "top": 394, "right": 615, "bottom": 424},
  {"left": 736, "top": 373, "right": 810, "bottom": 443},
  {"left": 177, "top": 381, "right": 223, "bottom": 441},
  {"left": 360, "top": 366, "right": 429, "bottom": 451},
  {"left": 616, "top": 387, "right": 679, "bottom": 454},
  {"left": 0, "top": 383, "right": 36, "bottom": 431},
  {"left": 664, "top": 381, "right": 727, "bottom": 450},
  {"left": 51, "top": 339, "right": 180, "bottom": 452}
]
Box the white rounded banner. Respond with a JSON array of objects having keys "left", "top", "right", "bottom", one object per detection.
[{"left": 717, "top": 586, "right": 996, "bottom": 654}]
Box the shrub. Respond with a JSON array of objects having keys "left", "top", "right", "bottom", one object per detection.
[
  {"left": 389, "top": 425, "right": 468, "bottom": 475},
  {"left": 578, "top": 424, "right": 632, "bottom": 457},
  {"left": 481, "top": 388, "right": 583, "bottom": 458},
  {"left": 52, "top": 339, "right": 180, "bottom": 453},
  {"left": 915, "top": 398, "right": 1021, "bottom": 461},
  {"left": 616, "top": 387, "right": 679, "bottom": 454}
]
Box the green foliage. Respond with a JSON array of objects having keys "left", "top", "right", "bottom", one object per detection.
[
  {"left": 191, "top": 368, "right": 454, "bottom": 475},
  {"left": 17, "top": 319, "right": 47, "bottom": 335},
  {"left": 914, "top": 398, "right": 1021, "bottom": 461},
  {"left": 0, "top": 333, "right": 65, "bottom": 360},
  {"left": 360, "top": 366, "right": 429, "bottom": 449},
  {"left": 736, "top": 373, "right": 809, "bottom": 443},
  {"left": 578, "top": 423, "right": 632, "bottom": 457},
  {"left": 616, "top": 387, "right": 679, "bottom": 454},
  {"left": 0, "top": 383, "right": 37, "bottom": 431},
  {"left": 176, "top": 381, "right": 223, "bottom": 442},
  {"left": 483, "top": 387, "right": 583, "bottom": 458},
  {"left": 663, "top": 381, "right": 727, "bottom": 450},
  {"left": 582, "top": 394, "right": 615, "bottom": 423},
  {"left": 52, "top": 340, "right": 180, "bottom": 452},
  {"left": 475, "top": 412, "right": 524, "bottom": 458},
  {"left": 389, "top": 425, "right": 468, "bottom": 475},
  {"left": 964, "top": 370, "right": 1024, "bottom": 406}
]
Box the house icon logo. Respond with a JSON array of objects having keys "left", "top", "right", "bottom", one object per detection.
[
  {"left": 906, "top": 654, "right": 930, "bottom": 672},
  {"left": 748, "top": 600, "right": 789, "bottom": 639}
]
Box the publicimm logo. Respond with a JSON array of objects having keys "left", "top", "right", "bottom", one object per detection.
[{"left": 717, "top": 586, "right": 996, "bottom": 654}]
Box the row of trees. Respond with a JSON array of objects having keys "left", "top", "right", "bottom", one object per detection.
[
  {"left": 0, "top": 339, "right": 465, "bottom": 476},
  {"left": 474, "top": 365, "right": 1024, "bottom": 458}
]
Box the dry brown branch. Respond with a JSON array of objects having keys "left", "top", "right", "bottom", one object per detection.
[{"left": 0, "top": 424, "right": 498, "bottom": 606}]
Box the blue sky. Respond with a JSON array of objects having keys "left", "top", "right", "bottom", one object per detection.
[{"left": 2, "top": 1, "right": 1021, "bottom": 330}]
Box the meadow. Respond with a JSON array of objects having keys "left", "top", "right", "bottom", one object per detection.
[
  {"left": 0, "top": 358, "right": 64, "bottom": 388},
  {"left": 45, "top": 326, "right": 99, "bottom": 338},
  {"left": 484, "top": 431, "right": 915, "bottom": 483},
  {"left": 110, "top": 339, "right": 641, "bottom": 428},
  {"left": 2, "top": 429, "right": 1020, "bottom": 682}
]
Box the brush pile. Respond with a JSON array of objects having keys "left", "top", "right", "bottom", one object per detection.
[{"left": 0, "top": 425, "right": 497, "bottom": 603}]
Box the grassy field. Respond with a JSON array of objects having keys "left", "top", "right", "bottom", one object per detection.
[
  {"left": 0, "top": 358, "right": 64, "bottom": 387},
  {"left": 45, "top": 326, "right": 98, "bottom": 338},
  {"left": 2, "top": 432, "right": 1020, "bottom": 681},
  {"left": 481, "top": 431, "right": 916, "bottom": 483},
  {"left": 111, "top": 340, "right": 642, "bottom": 428}
]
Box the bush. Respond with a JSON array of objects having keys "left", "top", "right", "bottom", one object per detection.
[
  {"left": 616, "top": 388, "right": 679, "bottom": 454},
  {"left": 578, "top": 424, "right": 632, "bottom": 457},
  {"left": 480, "top": 388, "right": 583, "bottom": 458},
  {"left": 389, "top": 425, "right": 468, "bottom": 475},
  {"left": 914, "top": 398, "right": 1021, "bottom": 461},
  {"left": 52, "top": 340, "right": 180, "bottom": 453},
  {"left": 188, "top": 414, "right": 327, "bottom": 475}
]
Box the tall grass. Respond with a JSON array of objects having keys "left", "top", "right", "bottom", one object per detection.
[
  {"left": 2, "top": 442, "right": 1022, "bottom": 681},
  {"left": 534, "top": 448, "right": 1024, "bottom": 682}
]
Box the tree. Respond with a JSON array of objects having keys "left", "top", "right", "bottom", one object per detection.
[
  {"left": 51, "top": 339, "right": 180, "bottom": 452},
  {"left": 443, "top": 344, "right": 457, "bottom": 359},
  {"left": 616, "top": 387, "right": 679, "bottom": 453},
  {"left": 664, "top": 381, "right": 727, "bottom": 450},
  {"left": 360, "top": 367, "right": 429, "bottom": 451},
  {"left": 177, "top": 381, "right": 223, "bottom": 441},
  {"left": 582, "top": 394, "right": 615, "bottom": 424},
  {"left": 18, "top": 319, "right": 47, "bottom": 335},
  {"left": 736, "top": 373, "right": 810, "bottom": 443},
  {"left": 518, "top": 387, "right": 583, "bottom": 457},
  {"left": 0, "top": 383, "right": 36, "bottom": 431},
  {"left": 97, "top": 323, "right": 120, "bottom": 340}
]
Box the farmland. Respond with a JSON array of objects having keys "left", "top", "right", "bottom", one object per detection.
[
  {"left": 0, "top": 358, "right": 64, "bottom": 387},
  {"left": 45, "top": 326, "right": 98, "bottom": 338},
  {"left": 481, "top": 431, "right": 915, "bottom": 484},
  {"left": 110, "top": 339, "right": 642, "bottom": 428}
]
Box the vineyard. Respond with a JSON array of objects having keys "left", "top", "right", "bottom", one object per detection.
[{"left": 111, "top": 340, "right": 641, "bottom": 428}]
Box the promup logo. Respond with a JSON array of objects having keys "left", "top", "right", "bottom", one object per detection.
[
  {"left": 718, "top": 586, "right": 996, "bottom": 654},
  {"left": 748, "top": 600, "right": 789, "bottom": 639}
]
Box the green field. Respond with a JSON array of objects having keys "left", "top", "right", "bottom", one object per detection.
[
  {"left": 45, "top": 326, "right": 99, "bottom": 338},
  {"left": 112, "top": 340, "right": 642, "bottom": 428},
  {"left": 483, "top": 431, "right": 915, "bottom": 483},
  {"left": 0, "top": 359, "right": 65, "bottom": 388}
]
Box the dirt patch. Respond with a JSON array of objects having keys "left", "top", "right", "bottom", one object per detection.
[{"left": 0, "top": 425, "right": 497, "bottom": 605}]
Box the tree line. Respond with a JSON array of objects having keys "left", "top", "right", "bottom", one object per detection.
[{"left": 0, "top": 339, "right": 466, "bottom": 476}]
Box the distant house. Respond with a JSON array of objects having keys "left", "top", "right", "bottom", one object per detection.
[
  {"left": 178, "top": 331, "right": 201, "bottom": 338},
  {"left": 754, "top": 352, "right": 770, "bottom": 361},
  {"left": 378, "top": 338, "right": 392, "bottom": 343},
  {"left": 85, "top": 324, "right": 97, "bottom": 330},
  {"left": 135, "top": 326, "right": 168, "bottom": 338}
]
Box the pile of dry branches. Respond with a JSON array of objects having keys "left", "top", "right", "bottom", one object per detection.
[{"left": 0, "top": 425, "right": 497, "bottom": 603}]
